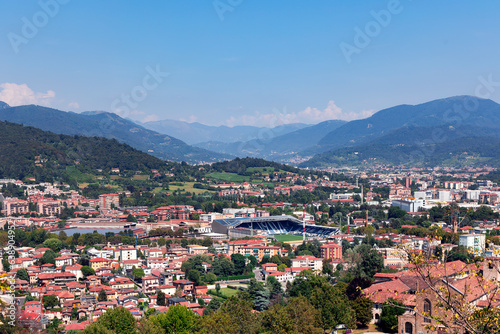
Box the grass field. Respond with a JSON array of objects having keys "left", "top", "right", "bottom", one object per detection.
[
  {"left": 206, "top": 172, "right": 250, "bottom": 182},
  {"left": 168, "top": 182, "right": 216, "bottom": 195},
  {"left": 273, "top": 234, "right": 304, "bottom": 242},
  {"left": 219, "top": 288, "right": 238, "bottom": 297},
  {"left": 132, "top": 175, "right": 149, "bottom": 181},
  {"left": 246, "top": 167, "right": 275, "bottom": 174}
]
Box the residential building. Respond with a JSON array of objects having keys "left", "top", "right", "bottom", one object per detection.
[
  {"left": 291, "top": 255, "right": 323, "bottom": 271},
  {"left": 98, "top": 194, "right": 120, "bottom": 210},
  {"left": 459, "top": 234, "right": 486, "bottom": 255},
  {"left": 320, "top": 243, "right": 342, "bottom": 261}
]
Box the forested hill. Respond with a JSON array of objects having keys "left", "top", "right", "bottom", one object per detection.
[
  {"left": 210, "top": 157, "right": 300, "bottom": 174},
  {"left": 0, "top": 121, "right": 166, "bottom": 182}
]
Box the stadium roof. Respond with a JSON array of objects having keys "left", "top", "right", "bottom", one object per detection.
[
  {"left": 214, "top": 215, "right": 304, "bottom": 227},
  {"left": 214, "top": 215, "right": 339, "bottom": 237}
]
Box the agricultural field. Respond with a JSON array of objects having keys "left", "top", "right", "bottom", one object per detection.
[
  {"left": 168, "top": 182, "right": 216, "bottom": 195},
  {"left": 205, "top": 172, "right": 250, "bottom": 183}
]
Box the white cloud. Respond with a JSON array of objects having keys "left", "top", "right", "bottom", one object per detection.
[
  {"left": 179, "top": 115, "right": 198, "bottom": 123},
  {"left": 68, "top": 102, "right": 80, "bottom": 110},
  {"left": 0, "top": 83, "right": 56, "bottom": 106},
  {"left": 142, "top": 114, "right": 160, "bottom": 123},
  {"left": 225, "top": 101, "right": 375, "bottom": 127}
]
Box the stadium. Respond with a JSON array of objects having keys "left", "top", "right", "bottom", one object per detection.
[{"left": 212, "top": 215, "right": 339, "bottom": 239}]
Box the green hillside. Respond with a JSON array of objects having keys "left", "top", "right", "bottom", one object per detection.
[{"left": 0, "top": 121, "right": 166, "bottom": 182}]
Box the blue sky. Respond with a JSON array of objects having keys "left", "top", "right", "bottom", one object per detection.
[{"left": 1, "top": 1, "right": 499, "bottom": 126}]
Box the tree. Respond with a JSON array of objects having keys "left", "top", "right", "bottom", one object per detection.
[
  {"left": 81, "top": 266, "right": 95, "bottom": 277},
  {"left": 261, "top": 296, "right": 323, "bottom": 334},
  {"left": 199, "top": 295, "right": 261, "bottom": 334},
  {"left": 231, "top": 253, "right": 246, "bottom": 275},
  {"left": 39, "top": 249, "right": 57, "bottom": 265},
  {"left": 98, "top": 289, "right": 107, "bottom": 302},
  {"left": 267, "top": 275, "right": 283, "bottom": 302},
  {"left": 137, "top": 318, "right": 164, "bottom": 334},
  {"left": 346, "top": 243, "right": 384, "bottom": 280},
  {"left": 151, "top": 305, "right": 198, "bottom": 333},
  {"left": 247, "top": 279, "right": 270, "bottom": 311},
  {"left": 379, "top": 299, "right": 405, "bottom": 333},
  {"left": 203, "top": 297, "right": 223, "bottom": 316},
  {"left": 43, "top": 295, "right": 59, "bottom": 309},
  {"left": 289, "top": 270, "right": 355, "bottom": 331},
  {"left": 157, "top": 290, "right": 166, "bottom": 306},
  {"left": 388, "top": 206, "right": 407, "bottom": 219},
  {"left": 97, "top": 307, "right": 137, "bottom": 334},
  {"left": 205, "top": 272, "right": 217, "bottom": 284},
  {"left": 132, "top": 268, "right": 145, "bottom": 279},
  {"left": 187, "top": 269, "right": 202, "bottom": 286},
  {"left": 15, "top": 268, "right": 29, "bottom": 281},
  {"left": 43, "top": 238, "right": 63, "bottom": 252},
  {"left": 351, "top": 296, "right": 373, "bottom": 327}
]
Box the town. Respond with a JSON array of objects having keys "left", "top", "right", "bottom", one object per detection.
[{"left": 1, "top": 161, "right": 500, "bottom": 333}]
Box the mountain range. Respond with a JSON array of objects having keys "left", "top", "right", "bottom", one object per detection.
[
  {"left": 2, "top": 95, "right": 500, "bottom": 168},
  {"left": 142, "top": 119, "right": 309, "bottom": 145},
  {"left": 0, "top": 105, "right": 231, "bottom": 164}
]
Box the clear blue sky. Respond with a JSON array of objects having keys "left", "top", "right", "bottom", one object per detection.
[{"left": 1, "top": 1, "right": 499, "bottom": 126}]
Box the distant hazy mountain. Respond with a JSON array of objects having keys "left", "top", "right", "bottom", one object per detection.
[
  {"left": 0, "top": 101, "right": 9, "bottom": 109},
  {"left": 312, "top": 96, "right": 500, "bottom": 154},
  {"left": 0, "top": 104, "right": 231, "bottom": 163},
  {"left": 142, "top": 119, "right": 309, "bottom": 145},
  {"left": 303, "top": 135, "right": 500, "bottom": 168},
  {"left": 195, "top": 119, "right": 347, "bottom": 159},
  {"left": 303, "top": 96, "right": 500, "bottom": 167}
]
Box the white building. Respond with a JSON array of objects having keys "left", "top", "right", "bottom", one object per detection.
[
  {"left": 459, "top": 234, "right": 486, "bottom": 255},
  {"left": 391, "top": 198, "right": 425, "bottom": 212},
  {"left": 291, "top": 255, "right": 323, "bottom": 271},
  {"left": 114, "top": 247, "right": 137, "bottom": 261},
  {"left": 87, "top": 247, "right": 113, "bottom": 259}
]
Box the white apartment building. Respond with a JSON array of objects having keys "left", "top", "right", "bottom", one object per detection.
[{"left": 459, "top": 234, "right": 486, "bottom": 255}]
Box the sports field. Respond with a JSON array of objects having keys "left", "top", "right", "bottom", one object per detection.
[{"left": 273, "top": 234, "right": 304, "bottom": 242}]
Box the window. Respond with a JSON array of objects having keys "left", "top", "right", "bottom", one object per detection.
[
  {"left": 423, "top": 299, "right": 431, "bottom": 323},
  {"left": 405, "top": 322, "right": 413, "bottom": 334}
]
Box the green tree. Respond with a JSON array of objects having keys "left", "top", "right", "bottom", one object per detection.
[
  {"left": 82, "top": 321, "right": 115, "bottom": 334},
  {"left": 151, "top": 305, "right": 198, "bottom": 334},
  {"left": 203, "top": 297, "right": 223, "bottom": 316},
  {"left": 39, "top": 249, "right": 57, "bottom": 265},
  {"left": 81, "top": 266, "right": 95, "bottom": 277},
  {"left": 157, "top": 290, "right": 166, "bottom": 306},
  {"left": 379, "top": 299, "right": 406, "bottom": 333},
  {"left": 15, "top": 268, "right": 29, "bottom": 281},
  {"left": 132, "top": 268, "right": 145, "bottom": 279},
  {"left": 289, "top": 271, "right": 355, "bottom": 331},
  {"left": 43, "top": 295, "right": 59, "bottom": 309},
  {"left": 247, "top": 279, "right": 270, "bottom": 311},
  {"left": 138, "top": 318, "right": 164, "bottom": 334},
  {"left": 231, "top": 253, "right": 246, "bottom": 275},
  {"left": 98, "top": 289, "right": 107, "bottom": 302},
  {"left": 204, "top": 272, "right": 217, "bottom": 284},
  {"left": 388, "top": 206, "right": 407, "bottom": 219},
  {"left": 187, "top": 269, "right": 202, "bottom": 286},
  {"left": 97, "top": 307, "right": 137, "bottom": 334},
  {"left": 43, "top": 238, "right": 63, "bottom": 252},
  {"left": 262, "top": 296, "right": 323, "bottom": 334},
  {"left": 199, "top": 296, "right": 261, "bottom": 334},
  {"left": 351, "top": 296, "right": 373, "bottom": 327}
]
